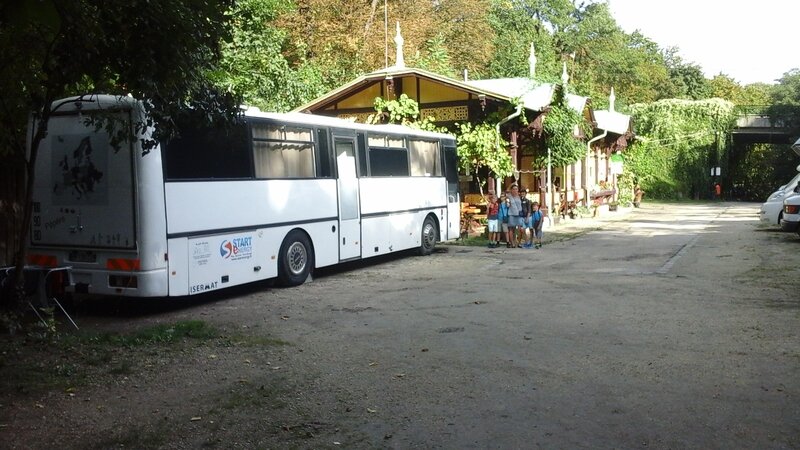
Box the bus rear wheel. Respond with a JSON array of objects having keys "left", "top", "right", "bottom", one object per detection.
[
  {"left": 418, "top": 216, "right": 438, "bottom": 256},
  {"left": 278, "top": 230, "right": 314, "bottom": 287}
]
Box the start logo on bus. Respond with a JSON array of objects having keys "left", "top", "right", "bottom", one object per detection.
[{"left": 219, "top": 236, "right": 253, "bottom": 261}]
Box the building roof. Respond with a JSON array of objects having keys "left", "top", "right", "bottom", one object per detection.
[
  {"left": 594, "top": 109, "right": 632, "bottom": 135},
  {"left": 293, "top": 66, "right": 512, "bottom": 113},
  {"left": 463, "top": 77, "right": 589, "bottom": 115}
]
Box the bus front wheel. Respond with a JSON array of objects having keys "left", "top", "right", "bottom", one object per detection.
[
  {"left": 418, "top": 215, "right": 438, "bottom": 256},
  {"left": 278, "top": 230, "right": 314, "bottom": 287}
]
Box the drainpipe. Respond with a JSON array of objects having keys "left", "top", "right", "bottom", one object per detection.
[
  {"left": 495, "top": 104, "right": 524, "bottom": 194},
  {"left": 585, "top": 129, "right": 607, "bottom": 203}
]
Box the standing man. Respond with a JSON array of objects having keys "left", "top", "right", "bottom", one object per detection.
[{"left": 507, "top": 184, "right": 523, "bottom": 248}]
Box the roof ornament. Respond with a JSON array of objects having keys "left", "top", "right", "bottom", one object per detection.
[
  {"left": 528, "top": 42, "right": 537, "bottom": 78},
  {"left": 561, "top": 61, "right": 569, "bottom": 86},
  {"left": 609, "top": 87, "right": 616, "bottom": 112},
  {"left": 394, "top": 21, "right": 405, "bottom": 68}
]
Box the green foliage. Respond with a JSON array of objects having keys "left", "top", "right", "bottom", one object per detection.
[
  {"left": 368, "top": 94, "right": 442, "bottom": 132},
  {"left": 708, "top": 74, "right": 773, "bottom": 106},
  {"left": 664, "top": 50, "right": 711, "bottom": 100},
  {"left": 485, "top": 0, "right": 560, "bottom": 79},
  {"left": 767, "top": 69, "right": 800, "bottom": 130},
  {"left": 541, "top": 84, "right": 587, "bottom": 168},
  {"left": 409, "top": 34, "right": 458, "bottom": 78},
  {"left": 84, "top": 320, "right": 219, "bottom": 347},
  {"left": 456, "top": 122, "right": 514, "bottom": 191},
  {"left": 627, "top": 98, "right": 736, "bottom": 199},
  {"left": 733, "top": 143, "right": 800, "bottom": 200},
  {"left": 214, "top": 0, "right": 328, "bottom": 112}
]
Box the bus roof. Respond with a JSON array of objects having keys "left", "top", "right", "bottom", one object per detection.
[
  {"left": 245, "top": 109, "right": 456, "bottom": 141},
  {"left": 49, "top": 95, "right": 456, "bottom": 142}
]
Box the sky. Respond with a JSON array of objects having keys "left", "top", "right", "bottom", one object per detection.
[{"left": 607, "top": 0, "right": 799, "bottom": 85}]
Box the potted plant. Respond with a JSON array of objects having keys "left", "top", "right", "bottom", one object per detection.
[{"left": 608, "top": 201, "right": 619, "bottom": 212}]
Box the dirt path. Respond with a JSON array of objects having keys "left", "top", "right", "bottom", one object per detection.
[{"left": 2, "top": 202, "right": 799, "bottom": 448}]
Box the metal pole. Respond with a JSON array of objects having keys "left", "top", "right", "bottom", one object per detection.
[
  {"left": 547, "top": 147, "right": 552, "bottom": 210},
  {"left": 384, "top": 0, "right": 388, "bottom": 68}
]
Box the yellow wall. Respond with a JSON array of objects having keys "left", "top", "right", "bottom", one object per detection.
[
  {"left": 337, "top": 83, "right": 382, "bottom": 109},
  {"left": 419, "top": 78, "right": 470, "bottom": 103}
]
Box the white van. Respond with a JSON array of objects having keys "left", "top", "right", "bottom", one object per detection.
[
  {"left": 759, "top": 164, "right": 800, "bottom": 225},
  {"left": 780, "top": 185, "right": 800, "bottom": 233}
]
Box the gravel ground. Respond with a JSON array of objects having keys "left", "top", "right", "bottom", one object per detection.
[{"left": 1, "top": 202, "right": 799, "bottom": 449}]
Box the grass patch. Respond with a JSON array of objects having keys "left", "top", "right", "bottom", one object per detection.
[
  {"left": 77, "top": 320, "right": 219, "bottom": 348},
  {"left": 0, "top": 320, "right": 221, "bottom": 396}
]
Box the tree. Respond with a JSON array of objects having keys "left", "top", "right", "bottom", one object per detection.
[
  {"left": 768, "top": 68, "right": 800, "bottom": 129},
  {"left": 279, "top": 0, "right": 494, "bottom": 81},
  {"left": 485, "top": 0, "right": 560, "bottom": 80},
  {"left": 662, "top": 49, "right": 711, "bottom": 100},
  {"left": 456, "top": 122, "right": 513, "bottom": 198},
  {"left": 0, "top": 0, "right": 239, "bottom": 309},
  {"left": 214, "top": 0, "right": 327, "bottom": 112}
]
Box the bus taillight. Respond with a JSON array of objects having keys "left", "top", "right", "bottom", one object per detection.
[
  {"left": 27, "top": 254, "right": 57, "bottom": 267},
  {"left": 106, "top": 258, "right": 141, "bottom": 271}
]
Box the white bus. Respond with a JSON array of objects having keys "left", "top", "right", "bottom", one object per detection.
[{"left": 27, "top": 95, "right": 460, "bottom": 297}]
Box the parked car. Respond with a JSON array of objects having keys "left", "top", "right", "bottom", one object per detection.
[
  {"left": 779, "top": 191, "right": 800, "bottom": 232},
  {"left": 760, "top": 168, "right": 800, "bottom": 225}
]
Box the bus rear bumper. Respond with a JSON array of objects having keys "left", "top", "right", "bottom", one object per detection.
[{"left": 67, "top": 268, "right": 169, "bottom": 297}]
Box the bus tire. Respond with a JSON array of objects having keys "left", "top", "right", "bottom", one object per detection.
[
  {"left": 278, "top": 230, "right": 314, "bottom": 287},
  {"left": 418, "top": 215, "right": 438, "bottom": 256}
]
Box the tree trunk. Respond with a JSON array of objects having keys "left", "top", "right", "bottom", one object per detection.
[{"left": 10, "top": 102, "right": 52, "bottom": 307}]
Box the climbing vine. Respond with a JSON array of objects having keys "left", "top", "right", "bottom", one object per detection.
[
  {"left": 368, "top": 94, "right": 440, "bottom": 131},
  {"left": 540, "top": 84, "right": 589, "bottom": 168},
  {"left": 626, "top": 98, "right": 736, "bottom": 199}
]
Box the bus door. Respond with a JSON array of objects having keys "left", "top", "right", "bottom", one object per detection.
[
  {"left": 443, "top": 143, "right": 461, "bottom": 240},
  {"left": 334, "top": 136, "right": 361, "bottom": 260}
]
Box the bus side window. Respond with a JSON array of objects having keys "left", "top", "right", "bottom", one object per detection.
[
  {"left": 357, "top": 132, "right": 368, "bottom": 177},
  {"left": 443, "top": 143, "right": 459, "bottom": 195},
  {"left": 367, "top": 134, "right": 409, "bottom": 177},
  {"left": 252, "top": 123, "right": 315, "bottom": 179},
  {"left": 316, "top": 128, "right": 333, "bottom": 178},
  {"left": 409, "top": 139, "right": 440, "bottom": 177},
  {"left": 163, "top": 122, "right": 251, "bottom": 180}
]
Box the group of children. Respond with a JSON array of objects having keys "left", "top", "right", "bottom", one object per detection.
[{"left": 484, "top": 184, "right": 545, "bottom": 249}]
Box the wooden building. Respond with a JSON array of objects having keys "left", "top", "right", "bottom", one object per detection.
[{"left": 294, "top": 25, "right": 632, "bottom": 211}]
